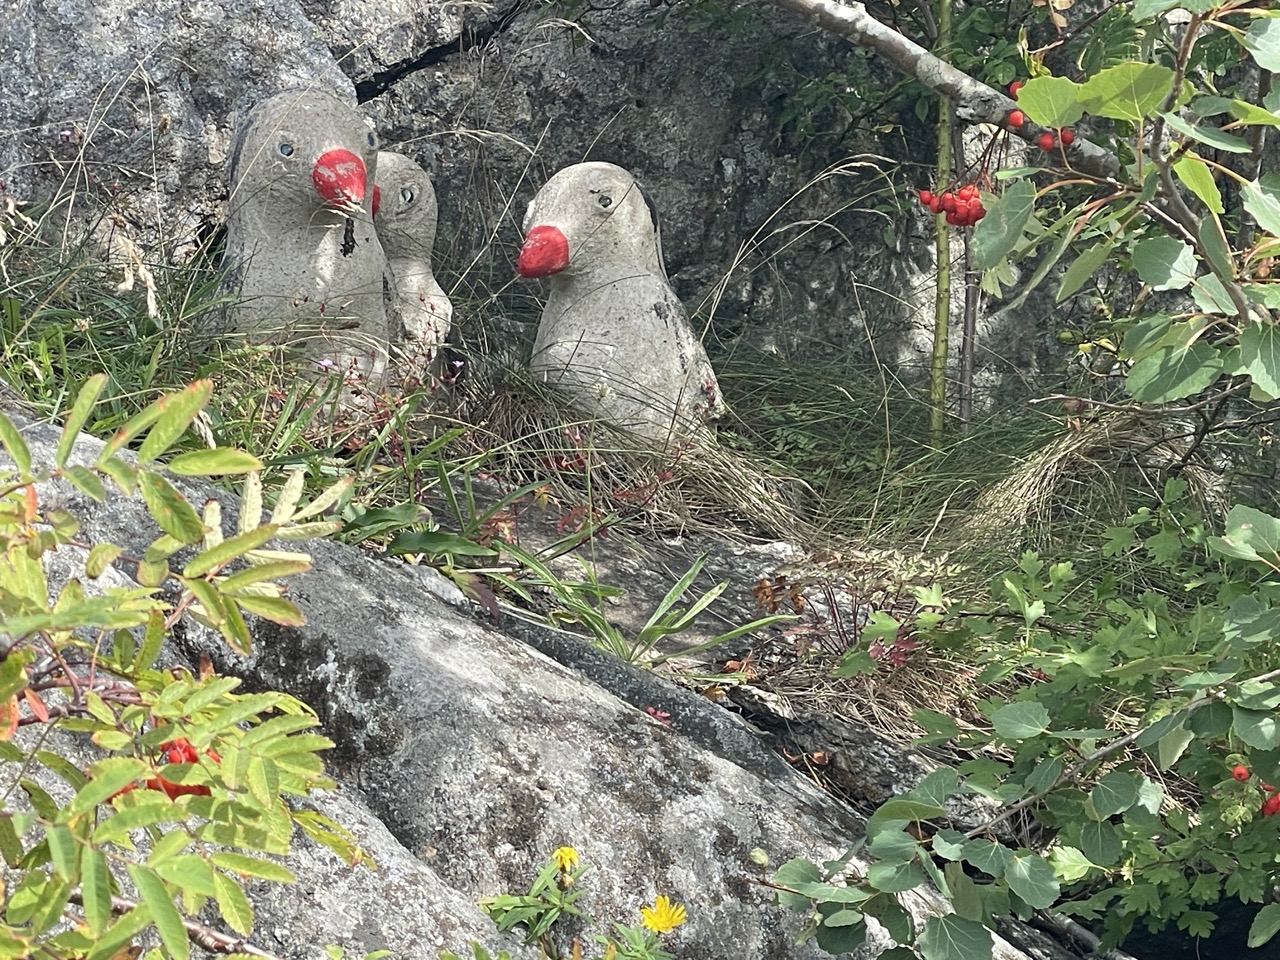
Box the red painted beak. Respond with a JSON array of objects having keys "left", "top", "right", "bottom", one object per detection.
[
  {"left": 371, "top": 183, "right": 382, "bottom": 218},
  {"left": 312, "top": 149, "right": 367, "bottom": 209},
  {"left": 517, "top": 225, "right": 571, "bottom": 278}
]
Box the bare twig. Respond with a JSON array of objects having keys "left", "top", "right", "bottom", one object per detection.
[{"left": 68, "top": 890, "right": 286, "bottom": 960}]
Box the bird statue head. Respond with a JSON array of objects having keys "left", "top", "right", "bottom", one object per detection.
[
  {"left": 371, "top": 150, "right": 440, "bottom": 257},
  {"left": 228, "top": 89, "right": 378, "bottom": 218},
  {"left": 517, "top": 162, "right": 666, "bottom": 281}
]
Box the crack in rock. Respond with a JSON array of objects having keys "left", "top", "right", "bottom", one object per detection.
[{"left": 355, "top": 0, "right": 533, "bottom": 102}]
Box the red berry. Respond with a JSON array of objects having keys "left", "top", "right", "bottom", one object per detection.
[
  {"left": 929, "top": 196, "right": 943, "bottom": 214},
  {"left": 942, "top": 193, "right": 957, "bottom": 212},
  {"left": 1264, "top": 783, "right": 1277, "bottom": 793},
  {"left": 1037, "top": 132, "right": 1056, "bottom": 151},
  {"left": 959, "top": 185, "right": 976, "bottom": 201},
  {"left": 972, "top": 202, "right": 986, "bottom": 222},
  {"left": 1008, "top": 110, "right": 1025, "bottom": 128},
  {"left": 1263, "top": 794, "right": 1280, "bottom": 817},
  {"left": 945, "top": 212, "right": 960, "bottom": 226},
  {"left": 1009, "top": 80, "right": 1024, "bottom": 99},
  {"left": 1060, "top": 127, "right": 1075, "bottom": 145},
  {"left": 919, "top": 189, "right": 933, "bottom": 206},
  {"left": 1234, "top": 765, "right": 1251, "bottom": 782}
]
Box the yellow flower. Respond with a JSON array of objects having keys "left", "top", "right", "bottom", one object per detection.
[
  {"left": 640, "top": 895, "right": 687, "bottom": 934},
  {"left": 552, "top": 846, "right": 579, "bottom": 872}
]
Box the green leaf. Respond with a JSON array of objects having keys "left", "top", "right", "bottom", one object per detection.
[
  {"left": 64, "top": 464, "right": 106, "bottom": 501},
  {"left": 1126, "top": 340, "right": 1222, "bottom": 403},
  {"left": 1079, "top": 820, "right": 1123, "bottom": 866},
  {"left": 1248, "top": 903, "right": 1280, "bottom": 948},
  {"left": 945, "top": 861, "right": 985, "bottom": 922},
  {"left": 1131, "top": 0, "right": 1180, "bottom": 19},
  {"left": 963, "top": 839, "right": 1011, "bottom": 878},
  {"left": 1049, "top": 845, "right": 1098, "bottom": 882},
  {"left": 63, "top": 758, "right": 151, "bottom": 817},
  {"left": 1004, "top": 850, "right": 1059, "bottom": 908},
  {"left": 931, "top": 829, "right": 967, "bottom": 861},
  {"left": 136, "top": 607, "right": 167, "bottom": 671},
  {"left": 1161, "top": 111, "right": 1252, "bottom": 153},
  {"left": 86, "top": 543, "right": 124, "bottom": 579},
  {"left": 219, "top": 559, "right": 311, "bottom": 594},
  {"left": 992, "top": 701, "right": 1050, "bottom": 739},
  {"left": 1234, "top": 707, "right": 1280, "bottom": 749},
  {"left": 1243, "top": 176, "right": 1280, "bottom": 237},
  {"left": 973, "top": 180, "right": 1036, "bottom": 271},
  {"left": 138, "top": 472, "right": 206, "bottom": 543},
  {"left": 1173, "top": 154, "right": 1224, "bottom": 214},
  {"left": 1131, "top": 236, "right": 1197, "bottom": 291},
  {"left": 45, "top": 823, "right": 80, "bottom": 882},
  {"left": 1017, "top": 76, "right": 1086, "bottom": 127},
  {"left": 1192, "top": 273, "right": 1241, "bottom": 316},
  {"left": 1056, "top": 241, "right": 1113, "bottom": 302},
  {"left": 1214, "top": 505, "right": 1280, "bottom": 565},
  {"left": 233, "top": 594, "right": 306, "bottom": 627},
  {"left": 209, "top": 852, "right": 296, "bottom": 883},
  {"left": 773, "top": 857, "right": 822, "bottom": 911},
  {"left": 1198, "top": 217, "right": 1234, "bottom": 280},
  {"left": 866, "top": 798, "right": 946, "bottom": 831},
  {"left": 81, "top": 847, "right": 112, "bottom": 935},
  {"left": 917, "top": 913, "right": 993, "bottom": 960},
  {"left": 167, "top": 448, "right": 264, "bottom": 476},
  {"left": 182, "top": 526, "right": 279, "bottom": 578},
  {"left": 97, "top": 456, "right": 138, "bottom": 496},
  {"left": 137, "top": 381, "right": 213, "bottom": 465},
  {"left": 1091, "top": 770, "right": 1140, "bottom": 817},
  {"left": 213, "top": 871, "right": 255, "bottom": 936},
  {"left": 1156, "top": 723, "right": 1196, "bottom": 770},
  {"left": 1240, "top": 323, "right": 1280, "bottom": 397},
  {"left": 865, "top": 860, "right": 926, "bottom": 893},
  {"left": 911, "top": 768, "right": 959, "bottom": 808},
  {"left": 1244, "top": 18, "right": 1280, "bottom": 71},
  {"left": 127, "top": 864, "right": 189, "bottom": 960},
  {"left": 84, "top": 904, "right": 153, "bottom": 960},
  {"left": 868, "top": 822, "right": 920, "bottom": 861},
  {"left": 153, "top": 854, "right": 217, "bottom": 896},
  {"left": 1079, "top": 63, "right": 1178, "bottom": 121},
  {"left": 1189, "top": 699, "right": 1233, "bottom": 736},
  {"left": 56, "top": 373, "right": 108, "bottom": 468},
  {"left": 0, "top": 414, "right": 32, "bottom": 476},
  {"left": 1230, "top": 99, "right": 1280, "bottom": 127}
]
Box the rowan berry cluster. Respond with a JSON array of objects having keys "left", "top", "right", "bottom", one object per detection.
[
  {"left": 110, "top": 737, "right": 220, "bottom": 801},
  {"left": 1232, "top": 765, "right": 1280, "bottom": 816},
  {"left": 918, "top": 184, "right": 986, "bottom": 227}
]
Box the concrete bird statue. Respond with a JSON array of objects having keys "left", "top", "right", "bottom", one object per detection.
[
  {"left": 516, "top": 161, "right": 724, "bottom": 444},
  {"left": 220, "top": 88, "right": 398, "bottom": 393},
  {"left": 372, "top": 150, "right": 453, "bottom": 379}
]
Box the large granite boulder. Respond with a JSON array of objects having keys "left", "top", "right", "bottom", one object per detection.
[{"left": 6, "top": 406, "right": 1070, "bottom": 960}]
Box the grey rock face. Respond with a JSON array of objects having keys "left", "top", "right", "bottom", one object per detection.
[
  {"left": 219, "top": 89, "right": 399, "bottom": 387},
  {"left": 518, "top": 161, "right": 725, "bottom": 443},
  {"left": 0, "top": 0, "right": 356, "bottom": 250},
  {"left": 374, "top": 150, "right": 453, "bottom": 374},
  {"left": 0, "top": 0, "right": 1081, "bottom": 408}
]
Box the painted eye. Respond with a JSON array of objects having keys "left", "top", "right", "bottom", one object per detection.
[
  {"left": 401, "top": 185, "right": 417, "bottom": 204},
  {"left": 367, "top": 131, "right": 377, "bottom": 148},
  {"left": 278, "top": 142, "right": 294, "bottom": 157},
  {"left": 598, "top": 195, "right": 613, "bottom": 209}
]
